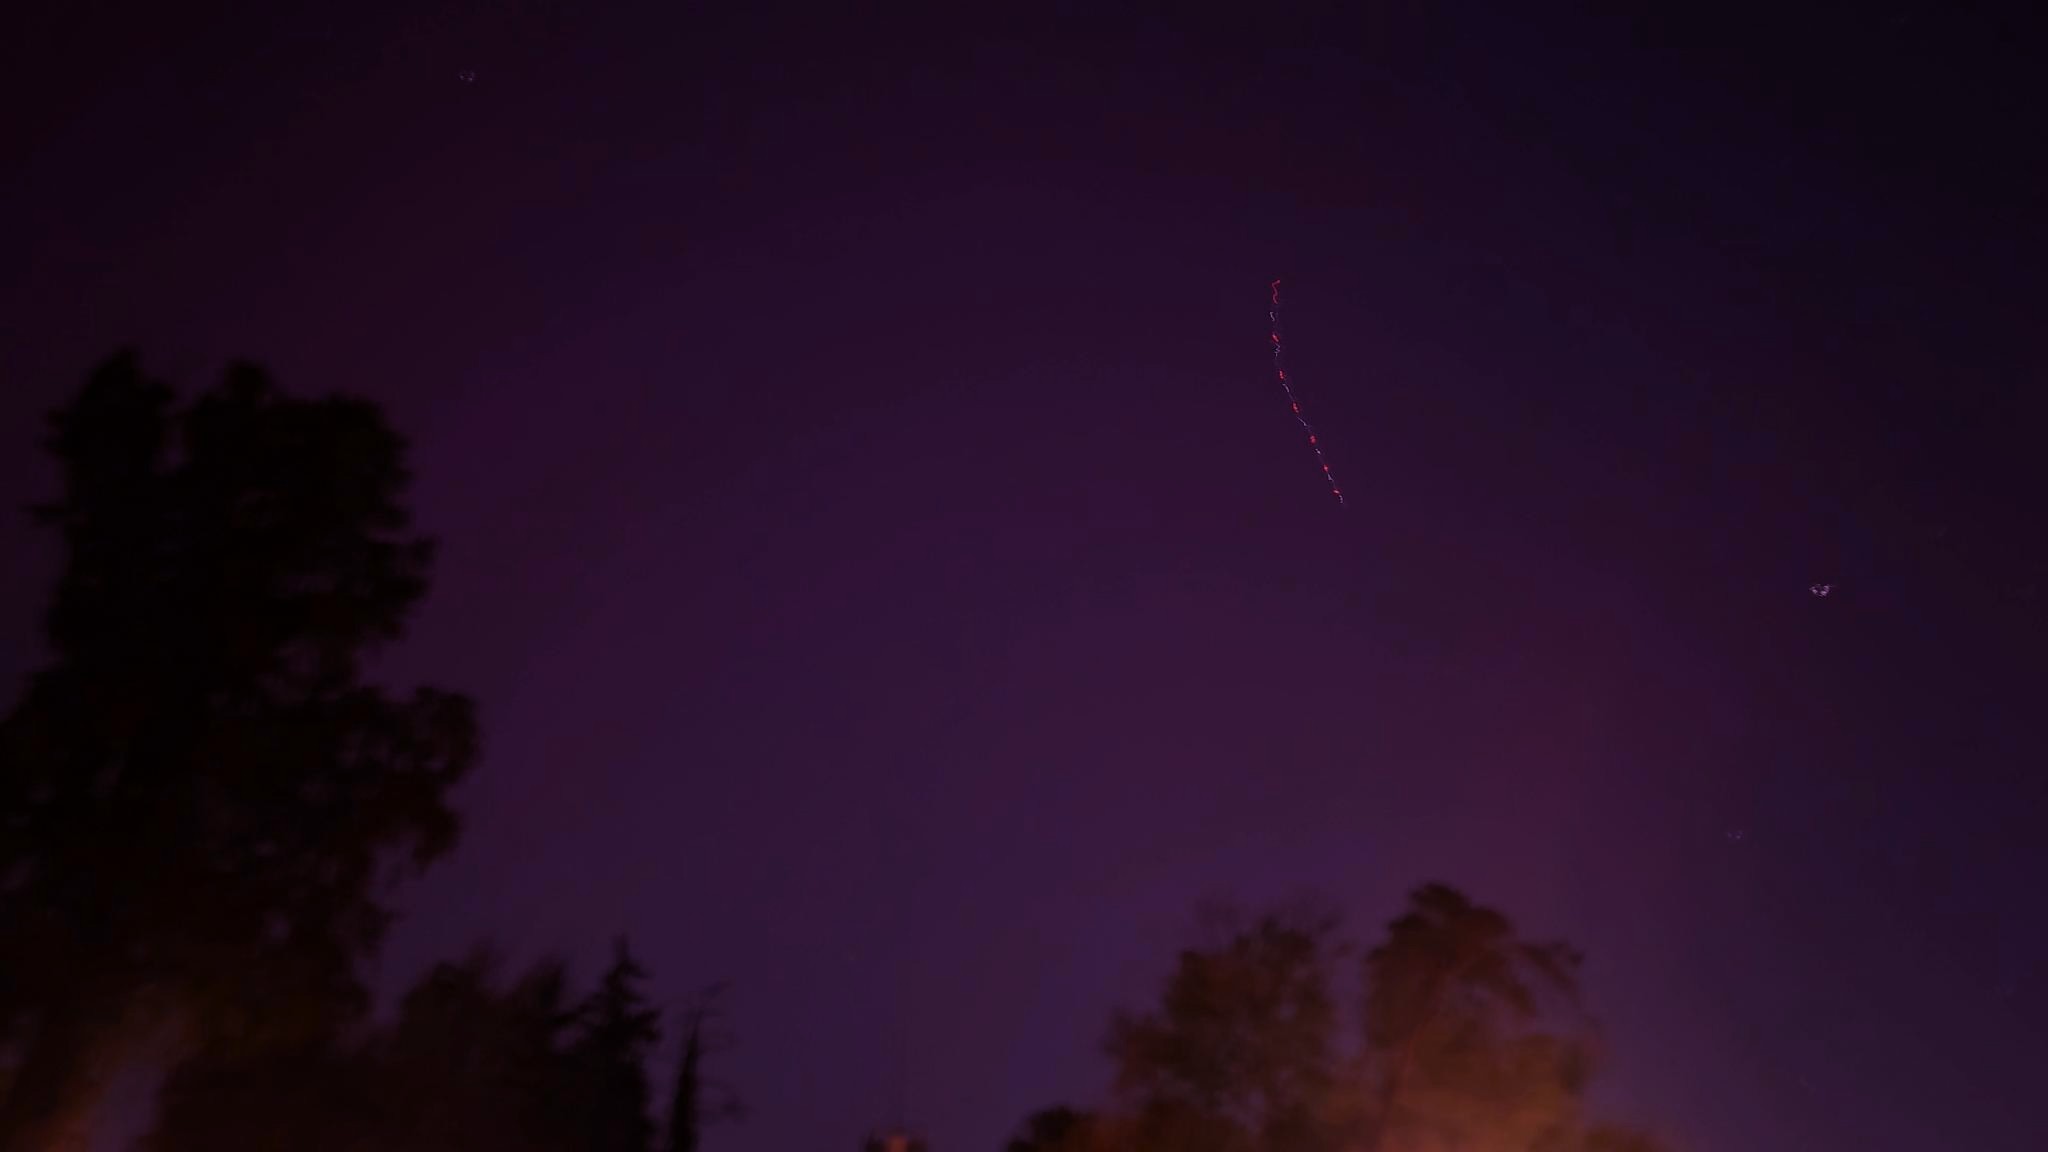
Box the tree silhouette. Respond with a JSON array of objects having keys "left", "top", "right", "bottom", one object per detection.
[
  {"left": 0, "top": 353, "right": 478, "bottom": 1150},
  {"left": 1013, "top": 885, "right": 1671, "bottom": 1152},
  {"left": 1105, "top": 908, "right": 1343, "bottom": 1152},
  {"left": 666, "top": 983, "right": 742, "bottom": 1152},
  {"left": 152, "top": 950, "right": 585, "bottom": 1152},
  {"left": 669, "top": 1011, "right": 703, "bottom": 1152},
  {"left": 1353, "top": 884, "right": 1597, "bottom": 1152},
  {"left": 377, "top": 951, "right": 586, "bottom": 1151},
  {"left": 151, "top": 940, "right": 721, "bottom": 1151},
  {"left": 567, "top": 938, "right": 664, "bottom": 1152}
]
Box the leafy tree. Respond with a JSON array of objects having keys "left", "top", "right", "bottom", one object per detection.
[
  {"left": 0, "top": 353, "right": 478, "bottom": 1150},
  {"left": 1105, "top": 909, "right": 1342, "bottom": 1152},
  {"left": 1015, "top": 885, "right": 1672, "bottom": 1152},
  {"left": 1351, "top": 884, "right": 1601, "bottom": 1152}
]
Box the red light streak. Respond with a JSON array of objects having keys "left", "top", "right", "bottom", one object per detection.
[{"left": 1267, "top": 279, "right": 1345, "bottom": 505}]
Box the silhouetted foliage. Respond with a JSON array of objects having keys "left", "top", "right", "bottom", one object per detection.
[
  {"left": 669, "top": 1016, "right": 702, "bottom": 1152},
  {"left": 670, "top": 1014, "right": 703, "bottom": 1152},
  {"left": 151, "top": 943, "right": 704, "bottom": 1151},
  {"left": 1005, "top": 1106, "right": 1099, "bottom": 1152},
  {"left": 379, "top": 952, "right": 586, "bottom": 1151},
  {"left": 568, "top": 938, "right": 663, "bottom": 1152},
  {"left": 1354, "top": 884, "right": 1598, "bottom": 1152},
  {"left": 1013, "top": 884, "right": 1672, "bottom": 1152},
  {"left": 0, "top": 353, "right": 477, "bottom": 1150},
  {"left": 1107, "top": 909, "right": 1342, "bottom": 1152},
  {"left": 666, "top": 983, "right": 743, "bottom": 1152},
  {"left": 152, "top": 950, "right": 579, "bottom": 1152}
]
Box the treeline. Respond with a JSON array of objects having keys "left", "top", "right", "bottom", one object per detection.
[
  {"left": 1, "top": 354, "right": 1675, "bottom": 1152},
  {"left": 155, "top": 943, "right": 738, "bottom": 1152}
]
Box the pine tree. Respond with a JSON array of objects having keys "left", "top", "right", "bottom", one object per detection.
[
  {"left": 570, "top": 938, "right": 662, "bottom": 1152},
  {"left": 664, "top": 983, "right": 741, "bottom": 1152},
  {"left": 666, "top": 1011, "right": 702, "bottom": 1152}
]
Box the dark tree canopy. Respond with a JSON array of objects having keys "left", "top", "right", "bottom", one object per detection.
[
  {"left": 567, "top": 938, "right": 665, "bottom": 1152},
  {"left": 376, "top": 952, "right": 586, "bottom": 1151},
  {"left": 154, "top": 951, "right": 577, "bottom": 1152},
  {"left": 1013, "top": 885, "right": 1671, "bottom": 1152},
  {"left": 1106, "top": 909, "right": 1342, "bottom": 1152},
  {"left": 1005, "top": 1107, "right": 1100, "bottom": 1152},
  {"left": 0, "top": 353, "right": 477, "bottom": 1149},
  {"left": 151, "top": 942, "right": 717, "bottom": 1152},
  {"left": 1356, "top": 884, "right": 1597, "bottom": 1152}
]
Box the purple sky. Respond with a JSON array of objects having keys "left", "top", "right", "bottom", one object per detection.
[{"left": 3, "top": 4, "right": 2043, "bottom": 1150}]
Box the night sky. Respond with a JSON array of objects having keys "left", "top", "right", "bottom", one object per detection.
[{"left": 3, "top": 3, "right": 2043, "bottom": 1151}]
